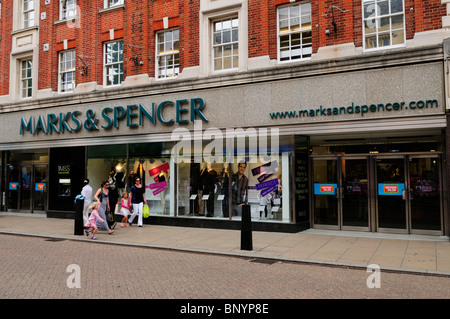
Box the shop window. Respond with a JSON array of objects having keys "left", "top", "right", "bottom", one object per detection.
[
  {"left": 156, "top": 28, "right": 180, "bottom": 79},
  {"left": 363, "top": 0, "right": 405, "bottom": 51},
  {"left": 20, "top": 59, "right": 33, "bottom": 98},
  {"left": 128, "top": 143, "right": 173, "bottom": 216},
  {"left": 87, "top": 145, "right": 128, "bottom": 218},
  {"left": 277, "top": 2, "right": 312, "bottom": 62},
  {"left": 60, "top": 0, "right": 76, "bottom": 20},
  {"left": 177, "top": 154, "right": 291, "bottom": 223},
  {"left": 103, "top": 40, "right": 124, "bottom": 86},
  {"left": 59, "top": 50, "right": 76, "bottom": 93},
  {"left": 212, "top": 17, "right": 239, "bottom": 71}
]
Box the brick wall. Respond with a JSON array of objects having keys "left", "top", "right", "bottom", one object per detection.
[{"left": 0, "top": 0, "right": 447, "bottom": 96}]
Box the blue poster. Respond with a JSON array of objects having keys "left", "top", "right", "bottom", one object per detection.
[{"left": 314, "top": 183, "right": 337, "bottom": 195}]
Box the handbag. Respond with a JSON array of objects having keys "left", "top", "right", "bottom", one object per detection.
[{"left": 142, "top": 204, "right": 150, "bottom": 218}]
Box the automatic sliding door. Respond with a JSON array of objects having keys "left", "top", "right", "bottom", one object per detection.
[
  {"left": 409, "top": 156, "right": 442, "bottom": 234},
  {"left": 376, "top": 157, "right": 407, "bottom": 232},
  {"left": 342, "top": 158, "right": 369, "bottom": 229},
  {"left": 312, "top": 158, "right": 338, "bottom": 227}
]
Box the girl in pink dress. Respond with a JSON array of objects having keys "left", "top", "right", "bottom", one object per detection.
[
  {"left": 119, "top": 192, "right": 131, "bottom": 227},
  {"left": 85, "top": 202, "right": 105, "bottom": 240}
]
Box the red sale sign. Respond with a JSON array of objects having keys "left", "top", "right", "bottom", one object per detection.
[
  {"left": 384, "top": 185, "right": 398, "bottom": 193},
  {"left": 320, "top": 185, "right": 334, "bottom": 193}
]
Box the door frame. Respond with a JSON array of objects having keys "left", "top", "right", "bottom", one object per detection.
[{"left": 14, "top": 164, "right": 48, "bottom": 214}]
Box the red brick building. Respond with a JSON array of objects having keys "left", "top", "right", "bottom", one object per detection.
[{"left": 0, "top": 0, "right": 449, "bottom": 236}]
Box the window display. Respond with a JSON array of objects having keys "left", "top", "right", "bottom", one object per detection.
[{"left": 177, "top": 153, "right": 291, "bottom": 222}]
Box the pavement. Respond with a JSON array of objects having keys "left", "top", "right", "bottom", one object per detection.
[{"left": 1, "top": 212, "right": 450, "bottom": 276}]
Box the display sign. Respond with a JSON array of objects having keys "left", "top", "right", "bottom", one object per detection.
[
  {"left": 9, "top": 182, "right": 18, "bottom": 191},
  {"left": 314, "top": 183, "right": 337, "bottom": 195},
  {"left": 35, "top": 183, "right": 46, "bottom": 191},
  {"left": 378, "top": 183, "right": 404, "bottom": 196}
]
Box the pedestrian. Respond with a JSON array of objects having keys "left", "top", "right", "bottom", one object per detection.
[
  {"left": 128, "top": 177, "right": 146, "bottom": 227},
  {"left": 119, "top": 192, "right": 131, "bottom": 227},
  {"left": 84, "top": 202, "right": 104, "bottom": 240},
  {"left": 81, "top": 178, "right": 93, "bottom": 226},
  {"left": 93, "top": 180, "right": 115, "bottom": 234}
]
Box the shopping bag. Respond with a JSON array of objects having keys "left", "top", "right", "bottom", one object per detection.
[{"left": 143, "top": 204, "right": 150, "bottom": 218}]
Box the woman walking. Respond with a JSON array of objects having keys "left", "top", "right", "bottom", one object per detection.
[
  {"left": 128, "top": 177, "right": 146, "bottom": 227},
  {"left": 93, "top": 180, "right": 114, "bottom": 234}
]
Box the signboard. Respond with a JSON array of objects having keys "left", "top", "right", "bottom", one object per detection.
[
  {"left": 314, "top": 183, "right": 337, "bottom": 195},
  {"left": 9, "top": 182, "right": 18, "bottom": 191},
  {"left": 378, "top": 183, "right": 405, "bottom": 196},
  {"left": 35, "top": 183, "right": 46, "bottom": 191}
]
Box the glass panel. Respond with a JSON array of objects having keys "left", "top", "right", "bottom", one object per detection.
[
  {"left": 278, "top": 6, "right": 289, "bottom": 21},
  {"left": 391, "top": 0, "right": 403, "bottom": 14},
  {"left": 378, "top": 32, "right": 391, "bottom": 47},
  {"left": 378, "top": 1, "right": 389, "bottom": 16},
  {"left": 313, "top": 159, "right": 338, "bottom": 226},
  {"left": 20, "top": 166, "right": 32, "bottom": 211},
  {"left": 223, "top": 57, "right": 232, "bottom": 69},
  {"left": 409, "top": 158, "right": 441, "bottom": 231},
  {"left": 377, "top": 158, "right": 406, "bottom": 229},
  {"left": 391, "top": 14, "right": 404, "bottom": 29},
  {"left": 342, "top": 159, "right": 369, "bottom": 227},
  {"left": 33, "top": 166, "right": 47, "bottom": 212},
  {"left": 379, "top": 17, "right": 390, "bottom": 32},
  {"left": 365, "top": 35, "right": 377, "bottom": 49},
  {"left": 391, "top": 29, "right": 404, "bottom": 45}
]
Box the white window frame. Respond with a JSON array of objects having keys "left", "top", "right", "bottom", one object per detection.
[
  {"left": 212, "top": 16, "right": 239, "bottom": 72},
  {"left": 59, "top": 50, "right": 76, "bottom": 93},
  {"left": 277, "top": 2, "right": 312, "bottom": 63},
  {"left": 362, "top": 0, "right": 406, "bottom": 51},
  {"left": 104, "top": 0, "right": 124, "bottom": 9},
  {"left": 60, "top": 0, "right": 77, "bottom": 20},
  {"left": 199, "top": 0, "right": 248, "bottom": 76},
  {"left": 22, "top": 0, "right": 35, "bottom": 28},
  {"left": 20, "top": 59, "right": 33, "bottom": 99},
  {"left": 156, "top": 28, "right": 180, "bottom": 80},
  {"left": 103, "top": 40, "right": 124, "bottom": 87}
]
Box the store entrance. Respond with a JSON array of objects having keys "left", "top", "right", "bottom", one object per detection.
[
  {"left": 7, "top": 164, "right": 47, "bottom": 213},
  {"left": 312, "top": 154, "right": 443, "bottom": 235}
]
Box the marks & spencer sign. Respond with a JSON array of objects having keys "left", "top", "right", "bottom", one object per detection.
[{"left": 19, "top": 98, "right": 207, "bottom": 135}]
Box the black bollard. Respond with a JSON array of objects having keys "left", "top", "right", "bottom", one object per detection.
[
  {"left": 74, "top": 198, "right": 85, "bottom": 235},
  {"left": 240, "top": 204, "right": 252, "bottom": 250}
]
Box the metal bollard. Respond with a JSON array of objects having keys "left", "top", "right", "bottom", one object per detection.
[
  {"left": 240, "top": 204, "right": 253, "bottom": 250},
  {"left": 74, "top": 198, "right": 85, "bottom": 235}
]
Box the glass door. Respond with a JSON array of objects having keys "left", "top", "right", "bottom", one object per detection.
[
  {"left": 33, "top": 165, "right": 47, "bottom": 213},
  {"left": 20, "top": 165, "right": 32, "bottom": 211},
  {"left": 342, "top": 157, "right": 369, "bottom": 230},
  {"left": 376, "top": 157, "right": 407, "bottom": 233},
  {"left": 409, "top": 156, "right": 442, "bottom": 234},
  {"left": 312, "top": 158, "right": 339, "bottom": 228}
]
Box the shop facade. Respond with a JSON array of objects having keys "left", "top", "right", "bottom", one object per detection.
[{"left": 0, "top": 44, "right": 448, "bottom": 236}]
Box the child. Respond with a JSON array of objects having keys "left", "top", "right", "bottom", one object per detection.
[
  {"left": 119, "top": 192, "right": 131, "bottom": 227},
  {"left": 85, "top": 202, "right": 105, "bottom": 240}
]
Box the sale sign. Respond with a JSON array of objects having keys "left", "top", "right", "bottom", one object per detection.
[
  {"left": 378, "top": 183, "right": 404, "bottom": 196},
  {"left": 314, "top": 183, "right": 337, "bottom": 195}
]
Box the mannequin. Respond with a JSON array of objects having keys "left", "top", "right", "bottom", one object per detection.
[
  {"left": 221, "top": 165, "right": 229, "bottom": 217},
  {"left": 198, "top": 162, "right": 207, "bottom": 215},
  {"left": 114, "top": 162, "right": 127, "bottom": 198},
  {"left": 158, "top": 171, "right": 168, "bottom": 214},
  {"left": 204, "top": 163, "right": 218, "bottom": 217}
]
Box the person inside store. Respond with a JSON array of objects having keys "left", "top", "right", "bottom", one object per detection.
[
  {"left": 128, "top": 177, "right": 146, "bottom": 227},
  {"left": 231, "top": 161, "right": 249, "bottom": 216},
  {"left": 81, "top": 178, "right": 92, "bottom": 227},
  {"left": 93, "top": 180, "right": 115, "bottom": 234}
]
